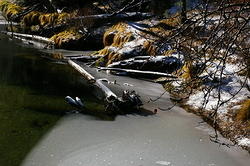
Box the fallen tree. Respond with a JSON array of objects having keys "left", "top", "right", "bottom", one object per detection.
[
  {"left": 68, "top": 59, "right": 143, "bottom": 113},
  {"left": 98, "top": 67, "right": 178, "bottom": 79},
  {"left": 1, "top": 31, "right": 54, "bottom": 48}
]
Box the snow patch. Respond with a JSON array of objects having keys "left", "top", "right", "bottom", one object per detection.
[
  {"left": 117, "top": 38, "right": 146, "bottom": 54},
  {"left": 238, "top": 138, "right": 250, "bottom": 147},
  {"left": 187, "top": 86, "right": 249, "bottom": 115},
  {"left": 187, "top": 61, "right": 250, "bottom": 117}
]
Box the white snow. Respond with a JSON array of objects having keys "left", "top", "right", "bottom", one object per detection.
[
  {"left": 108, "top": 46, "right": 118, "bottom": 52},
  {"left": 126, "top": 24, "right": 141, "bottom": 37},
  {"left": 187, "top": 87, "right": 248, "bottom": 115},
  {"left": 151, "top": 56, "right": 166, "bottom": 62},
  {"left": 238, "top": 138, "right": 250, "bottom": 147},
  {"left": 186, "top": 61, "right": 249, "bottom": 116},
  {"left": 169, "top": 52, "right": 184, "bottom": 62},
  {"left": 117, "top": 38, "right": 146, "bottom": 54}
]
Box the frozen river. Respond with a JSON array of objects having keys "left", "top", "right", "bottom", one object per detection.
[{"left": 21, "top": 60, "right": 250, "bottom": 166}]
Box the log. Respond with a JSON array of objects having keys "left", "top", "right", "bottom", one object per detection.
[
  {"left": 98, "top": 67, "right": 178, "bottom": 78},
  {"left": 68, "top": 60, "right": 116, "bottom": 99},
  {"left": 68, "top": 59, "right": 96, "bottom": 82},
  {"left": 95, "top": 79, "right": 118, "bottom": 99},
  {"left": 68, "top": 60, "right": 143, "bottom": 112},
  {"left": 107, "top": 55, "right": 183, "bottom": 74},
  {"left": 2, "top": 31, "right": 54, "bottom": 45},
  {"left": 68, "top": 60, "right": 117, "bottom": 99},
  {"left": 64, "top": 55, "right": 100, "bottom": 62}
]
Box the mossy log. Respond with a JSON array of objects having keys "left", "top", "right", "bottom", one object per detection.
[
  {"left": 49, "top": 28, "right": 83, "bottom": 48},
  {"left": 49, "top": 27, "right": 106, "bottom": 50}
]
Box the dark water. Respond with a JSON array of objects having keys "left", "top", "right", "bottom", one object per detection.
[{"left": 0, "top": 34, "right": 103, "bottom": 166}]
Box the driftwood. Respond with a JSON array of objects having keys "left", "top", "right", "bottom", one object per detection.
[
  {"left": 68, "top": 59, "right": 95, "bottom": 82},
  {"left": 98, "top": 67, "right": 178, "bottom": 79},
  {"left": 67, "top": 60, "right": 143, "bottom": 113},
  {"left": 96, "top": 79, "right": 118, "bottom": 99},
  {"left": 68, "top": 59, "right": 116, "bottom": 98},
  {"left": 64, "top": 55, "right": 101, "bottom": 62},
  {"left": 1, "top": 31, "right": 54, "bottom": 48}
]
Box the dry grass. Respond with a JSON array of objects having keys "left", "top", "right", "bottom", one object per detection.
[
  {"left": 50, "top": 28, "right": 83, "bottom": 48},
  {"left": 143, "top": 40, "right": 157, "bottom": 56},
  {"left": 97, "top": 20, "right": 180, "bottom": 66},
  {"left": 0, "top": 0, "right": 22, "bottom": 20},
  {"left": 236, "top": 99, "right": 250, "bottom": 122},
  {"left": 178, "top": 62, "right": 194, "bottom": 80},
  {"left": 21, "top": 11, "right": 72, "bottom": 28},
  {"left": 160, "top": 15, "right": 181, "bottom": 27},
  {"left": 103, "top": 22, "right": 133, "bottom": 47}
]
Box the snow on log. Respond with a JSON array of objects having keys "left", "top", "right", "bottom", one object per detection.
[
  {"left": 64, "top": 55, "right": 100, "bottom": 62},
  {"left": 98, "top": 67, "right": 178, "bottom": 78},
  {"left": 108, "top": 55, "right": 183, "bottom": 73},
  {"left": 68, "top": 60, "right": 117, "bottom": 100}
]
